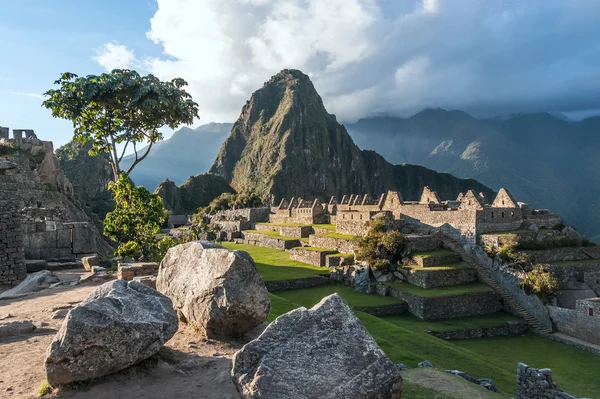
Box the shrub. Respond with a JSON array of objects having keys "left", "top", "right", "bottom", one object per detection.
[
  {"left": 201, "top": 190, "right": 263, "bottom": 215},
  {"left": 521, "top": 266, "right": 559, "bottom": 302},
  {"left": 355, "top": 218, "right": 407, "bottom": 267}
]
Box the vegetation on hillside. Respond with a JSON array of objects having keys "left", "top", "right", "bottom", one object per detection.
[
  {"left": 43, "top": 69, "right": 198, "bottom": 181},
  {"left": 155, "top": 174, "right": 236, "bottom": 214},
  {"left": 197, "top": 190, "right": 263, "bottom": 215},
  {"left": 520, "top": 266, "right": 559, "bottom": 302}
]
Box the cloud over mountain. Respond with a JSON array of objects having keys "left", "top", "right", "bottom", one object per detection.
[{"left": 94, "top": 0, "right": 600, "bottom": 122}]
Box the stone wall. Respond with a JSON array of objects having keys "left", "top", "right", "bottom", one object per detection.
[
  {"left": 406, "top": 234, "right": 442, "bottom": 252},
  {"left": 309, "top": 235, "right": 358, "bottom": 254},
  {"left": 400, "top": 267, "right": 477, "bottom": 289},
  {"left": 117, "top": 262, "right": 160, "bottom": 281},
  {"left": 388, "top": 287, "right": 502, "bottom": 320},
  {"left": 0, "top": 207, "right": 26, "bottom": 285},
  {"left": 523, "top": 246, "right": 600, "bottom": 263},
  {"left": 516, "top": 363, "right": 584, "bottom": 399},
  {"left": 412, "top": 254, "right": 461, "bottom": 267},
  {"left": 214, "top": 220, "right": 252, "bottom": 232},
  {"left": 241, "top": 232, "right": 300, "bottom": 250},
  {"left": 264, "top": 276, "right": 330, "bottom": 291},
  {"left": 212, "top": 207, "right": 271, "bottom": 223},
  {"left": 545, "top": 262, "right": 600, "bottom": 282},
  {"left": 583, "top": 272, "right": 600, "bottom": 296},
  {"left": 353, "top": 303, "right": 408, "bottom": 317},
  {"left": 289, "top": 247, "right": 337, "bottom": 267},
  {"left": 524, "top": 214, "right": 562, "bottom": 229},
  {"left": 429, "top": 320, "right": 527, "bottom": 340}
]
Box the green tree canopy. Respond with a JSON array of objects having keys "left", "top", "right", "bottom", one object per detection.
[
  {"left": 43, "top": 69, "right": 199, "bottom": 181},
  {"left": 104, "top": 174, "right": 166, "bottom": 260}
]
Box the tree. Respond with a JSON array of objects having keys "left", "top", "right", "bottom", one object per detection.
[
  {"left": 103, "top": 174, "right": 166, "bottom": 260},
  {"left": 43, "top": 69, "right": 199, "bottom": 181},
  {"left": 355, "top": 217, "right": 407, "bottom": 269}
]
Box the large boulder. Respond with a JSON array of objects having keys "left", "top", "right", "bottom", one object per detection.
[
  {"left": 0, "top": 270, "right": 60, "bottom": 300},
  {"left": 44, "top": 280, "right": 177, "bottom": 386},
  {"left": 156, "top": 241, "right": 270, "bottom": 338},
  {"left": 232, "top": 294, "right": 402, "bottom": 398}
]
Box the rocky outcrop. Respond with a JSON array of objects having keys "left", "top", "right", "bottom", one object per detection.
[
  {"left": 156, "top": 241, "right": 270, "bottom": 338},
  {"left": 45, "top": 280, "right": 177, "bottom": 386},
  {"left": 211, "top": 69, "right": 493, "bottom": 202},
  {"left": 231, "top": 294, "right": 402, "bottom": 399},
  {"left": 0, "top": 270, "right": 60, "bottom": 299},
  {"left": 154, "top": 174, "right": 235, "bottom": 214}
]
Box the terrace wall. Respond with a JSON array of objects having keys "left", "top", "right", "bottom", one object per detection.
[
  {"left": 400, "top": 267, "right": 478, "bottom": 289},
  {"left": 289, "top": 247, "right": 337, "bottom": 267},
  {"left": 308, "top": 235, "right": 358, "bottom": 254},
  {"left": 241, "top": 232, "right": 300, "bottom": 250},
  {"left": 0, "top": 207, "right": 26, "bottom": 286}
]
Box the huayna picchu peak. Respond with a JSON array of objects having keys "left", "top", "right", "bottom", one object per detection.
[{"left": 210, "top": 69, "right": 493, "bottom": 202}]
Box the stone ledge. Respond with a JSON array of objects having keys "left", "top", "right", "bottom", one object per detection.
[
  {"left": 353, "top": 303, "right": 408, "bottom": 317},
  {"left": 289, "top": 247, "right": 338, "bottom": 266},
  {"left": 428, "top": 320, "right": 527, "bottom": 339},
  {"left": 266, "top": 276, "right": 330, "bottom": 292},
  {"left": 400, "top": 266, "right": 478, "bottom": 289}
]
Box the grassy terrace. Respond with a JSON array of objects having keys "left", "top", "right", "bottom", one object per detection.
[
  {"left": 401, "top": 263, "right": 473, "bottom": 272},
  {"left": 255, "top": 222, "right": 337, "bottom": 231},
  {"left": 274, "top": 285, "right": 405, "bottom": 308},
  {"left": 243, "top": 230, "right": 300, "bottom": 241},
  {"left": 315, "top": 232, "right": 356, "bottom": 240},
  {"left": 387, "top": 282, "right": 493, "bottom": 298},
  {"left": 220, "top": 242, "right": 324, "bottom": 281},
  {"left": 382, "top": 312, "right": 522, "bottom": 334},
  {"left": 293, "top": 246, "right": 338, "bottom": 252},
  {"left": 410, "top": 249, "right": 457, "bottom": 258}
]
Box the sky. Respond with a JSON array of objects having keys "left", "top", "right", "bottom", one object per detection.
[{"left": 1, "top": 0, "right": 600, "bottom": 148}]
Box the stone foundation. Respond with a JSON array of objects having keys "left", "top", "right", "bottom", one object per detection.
[
  {"left": 308, "top": 235, "right": 358, "bottom": 254},
  {"left": 241, "top": 232, "right": 301, "bottom": 250},
  {"left": 325, "top": 254, "right": 354, "bottom": 268},
  {"left": 353, "top": 303, "right": 408, "bottom": 317},
  {"left": 265, "top": 276, "right": 329, "bottom": 291},
  {"left": 388, "top": 287, "right": 503, "bottom": 320},
  {"left": 412, "top": 254, "right": 462, "bottom": 267},
  {"left": 406, "top": 234, "right": 442, "bottom": 252},
  {"left": 0, "top": 208, "right": 26, "bottom": 285},
  {"left": 399, "top": 267, "right": 478, "bottom": 289},
  {"left": 429, "top": 320, "right": 527, "bottom": 339},
  {"left": 289, "top": 247, "right": 338, "bottom": 266},
  {"left": 117, "top": 262, "right": 160, "bottom": 281},
  {"left": 545, "top": 262, "right": 600, "bottom": 282},
  {"left": 522, "top": 246, "right": 600, "bottom": 263}
]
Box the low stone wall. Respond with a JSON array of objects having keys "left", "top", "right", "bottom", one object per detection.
[
  {"left": 406, "top": 234, "right": 442, "bottom": 252},
  {"left": 242, "top": 232, "right": 300, "bottom": 250},
  {"left": 429, "top": 320, "right": 527, "bottom": 339},
  {"left": 544, "top": 262, "right": 600, "bottom": 282},
  {"left": 214, "top": 220, "right": 251, "bottom": 232},
  {"left": 309, "top": 235, "right": 358, "bottom": 254},
  {"left": 524, "top": 213, "right": 562, "bottom": 228},
  {"left": 522, "top": 247, "right": 600, "bottom": 263},
  {"left": 313, "top": 226, "right": 335, "bottom": 235},
  {"left": 584, "top": 271, "right": 600, "bottom": 296},
  {"left": 353, "top": 303, "right": 408, "bottom": 317},
  {"left": 117, "top": 262, "right": 160, "bottom": 281},
  {"left": 413, "top": 254, "right": 462, "bottom": 267},
  {"left": 336, "top": 220, "right": 371, "bottom": 236},
  {"left": 279, "top": 225, "right": 312, "bottom": 238},
  {"left": 547, "top": 305, "right": 600, "bottom": 346},
  {"left": 289, "top": 248, "right": 337, "bottom": 267},
  {"left": 265, "top": 276, "right": 330, "bottom": 291},
  {"left": 0, "top": 208, "right": 26, "bottom": 286},
  {"left": 388, "top": 287, "right": 502, "bottom": 320},
  {"left": 213, "top": 207, "right": 271, "bottom": 223},
  {"left": 400, "top": 267, "right": 478, "bottom": 289},
  {"left": 325, "top": 254, "right": 354, "bottom": 268},
  {"left": 516, "top": 363, "right": 583, "bottom": 399}
]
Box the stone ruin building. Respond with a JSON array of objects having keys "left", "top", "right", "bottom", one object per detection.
[
  {"left": 270, "top": 186, "right": 560, "bottom": 243},
  {"left": 0, "top": 127, "right": 111, "bottom": 281}
]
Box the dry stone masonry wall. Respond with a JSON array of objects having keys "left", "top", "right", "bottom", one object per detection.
[
  {"left": 516, "top": 363, "right": 587, "bottom": 399},
  {"left": 0, "top": 207, "right": 26, "bottom": 285}
]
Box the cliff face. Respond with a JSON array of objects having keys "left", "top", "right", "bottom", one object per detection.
[
  {"left": 154, "top": 174, "right": 235, "bottom": 214},
  {"left": 211, "top": 69, "right": 493, "bottom": 201},
  {"left": 55, "top": 140, "right": 114, "bottom": 219}
]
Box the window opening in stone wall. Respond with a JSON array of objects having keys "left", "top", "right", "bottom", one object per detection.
[
  {"left": 589, "top": 308, "right": 594, "bottom": 316},
  {"left": 511, "top": 211, "right": 515, "bottom": 217},
  {"left": 501, "top": 212, "right": 505, "bottom": 218},
  {"left": 491, "top": 212, "right": 494, "bottom": 219}
]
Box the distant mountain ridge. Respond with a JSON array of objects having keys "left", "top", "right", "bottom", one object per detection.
[
  {"left": 209, "top": 69, "right": 493, "bottom": 202},
  {"left": 122, "top": 122, "right": 232, "bottom": 191}
]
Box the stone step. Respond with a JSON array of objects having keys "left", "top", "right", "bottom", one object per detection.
[{"left": 408, "top": 249, "right": 462, "bottom": 267}]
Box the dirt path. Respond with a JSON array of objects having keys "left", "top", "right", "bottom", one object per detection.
[{"left": 0, "top": 270, "right": 241, "bottom": 399}]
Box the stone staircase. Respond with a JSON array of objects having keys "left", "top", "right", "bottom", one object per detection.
[{"left": 442, "top": 237, "right": 553, "bottom": 334}]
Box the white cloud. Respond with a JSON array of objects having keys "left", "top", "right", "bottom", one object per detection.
[
  {"left": 93, "top": 42, "right": 137, "bottom": 71},
  {"left": 94, "top": 0, "right": 600, "bottom": 123},
  {"left": 12, "top": 91, "right": 45, "bottom": 100}
]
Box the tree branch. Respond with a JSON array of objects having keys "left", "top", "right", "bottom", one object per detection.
[
  {"left": 126, "top": 140, "right": 154, "bottom": 175},
  {"left": 117, "top": 140, "right": 130, "bottom": 164}
]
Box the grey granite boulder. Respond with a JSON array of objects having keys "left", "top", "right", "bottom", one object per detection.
[
  {"left": 156, "top": 241, "right": 270, "bottom": 338},
  {"left": 231, "top": 294, "right": 402, "bottom": 399},
  {"left": 0, "top": 320, "right": 36, "bottom": 337},
  {"left": 0, "top": 270, "right": 60, "bottom": 299},
  {"left": 44, "top": 280, "right": 177, "bottom": 386}
]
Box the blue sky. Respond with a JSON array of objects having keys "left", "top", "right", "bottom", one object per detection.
[
  {"left": 0, "top": 0, "right": 160, "bottom": 147},
  {"left": 1, "top": 0, "right": 600, "bottom": 149}
]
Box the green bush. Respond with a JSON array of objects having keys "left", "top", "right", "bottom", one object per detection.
[
  {"left": 521, "top": 266, "right": 559, "bottom": 302},
  {"left": 355, "top": 218, "right": 407, "bottom": 267}
]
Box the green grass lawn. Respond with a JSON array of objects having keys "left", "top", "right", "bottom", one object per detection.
[
  {"left": 382, "top": 312, "right": 523, "bottom": 334},
  {"left": 243, "top": 230, "right": 300, "bottom": 241},
  {"left": 312, "top": 223, "right": 336, "bottom": 231},
  {"left": 273, "top": 284, "right": 405, "bottom": 308},
  {"left": 315, "top": 232, "right": 356, "bottom": 240},
  {"left": 220, "top": 242, "right": 325, "bottom": 281},
  {"left": 411, "top": 249, "right": 458, "bottom": 258},
  {"left": 387, "top": 282, "right": 494, "bottom": 298},
  {"left": 401, "top": 263, "right": 473, "bottom": 272},
  {"left": 454, "top": 335, "right": 600, "bottom": 397}
]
